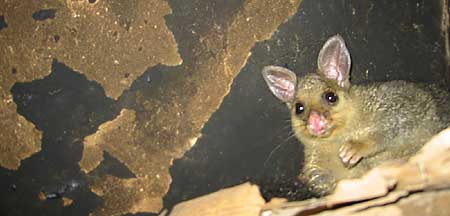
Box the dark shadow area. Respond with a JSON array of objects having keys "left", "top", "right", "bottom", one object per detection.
[
  {"left": 32, "top": 9, "right": 57, "bottom": 21},
  {"left": 118, "top": 0, "right": 246, "bottom": 110},
  {"left": 90, "top": 152, "right": 137, "bottom": 179},
  {"left": 163, "top": 57, "right": 306, "bottom": 207},
  {"left": 0, "top": 15, "right": 7, "bottom": 30},
  {"left": 118, "top": 64, "right": 176, "bottom": 112},
  {"left": 0, "top": 60, "right": 122, "bottom": 216}
]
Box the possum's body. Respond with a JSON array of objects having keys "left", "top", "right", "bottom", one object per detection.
[
  {"left": 299, "top": 80, "right": 450, "bottom": 194},
  {"left": 262, "top": 35, "right": 450, "bottom": 195}
]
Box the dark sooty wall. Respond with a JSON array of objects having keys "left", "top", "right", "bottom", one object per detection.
[{"left": 1, "top": 0, "right": 448, "bottom": 215}]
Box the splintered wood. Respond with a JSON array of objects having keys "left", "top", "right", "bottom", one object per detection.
[
  {"left": 167, "top": 128, "right": 450, "bottom": 216},
  {"left": 168, "top": 183, "right": 265, "bottom": 216}
]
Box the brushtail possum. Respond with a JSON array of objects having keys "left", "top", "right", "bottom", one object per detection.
[{"left": 262, "top": 35, "right": 450, "bottom": 195}]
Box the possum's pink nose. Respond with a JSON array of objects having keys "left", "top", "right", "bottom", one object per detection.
[{"left": 308, "top": 111, "right": 326, "bottom": 135}]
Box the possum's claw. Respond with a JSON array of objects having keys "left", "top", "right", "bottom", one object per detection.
[{"left": 339, "top": 142, "right": 363, "bottom": 168}]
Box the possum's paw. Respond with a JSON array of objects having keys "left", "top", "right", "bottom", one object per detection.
[
  {"left": 339, "top": 141, "right": 369, "bottom": 168},
  {"left": 300, "top": 167, "right": 336, "bottom": 196}
]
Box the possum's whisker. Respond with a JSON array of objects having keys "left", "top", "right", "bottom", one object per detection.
[
  {"left": 263, "top": 142, "right": 285, "bottom": 169},
  {"left": 284, "top": 131, "right": 296, "bottom": 142},
  {"left": 263, "top": 128, "right": 297, "bottom": 169},
  {"left": 282, "top": 124, "right": 292, "bottom": 131}
]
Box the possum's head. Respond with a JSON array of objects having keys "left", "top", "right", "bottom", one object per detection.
[{"left": 262, "top": 35, "right": 353, "bottom": 140}]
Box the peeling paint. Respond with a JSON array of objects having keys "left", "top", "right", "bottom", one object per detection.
[
  {"left": 0, "top": 0, "right": 181, "bottom": 170},
  {"left": 78, "top": 0, "right": 303, "bottom": 215}
]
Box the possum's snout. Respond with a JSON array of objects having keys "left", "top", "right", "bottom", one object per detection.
[{"left": 307, "top": 110, "right": 330, "bottom": 136}]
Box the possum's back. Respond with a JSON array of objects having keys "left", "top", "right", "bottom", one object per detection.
[{"left": 352, "top": 80, "right": 450, "bottom": 162}]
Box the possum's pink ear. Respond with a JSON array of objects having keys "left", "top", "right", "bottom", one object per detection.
[
  {"left": 262, "top": 66, "right": 297, "bottom": 103},
  {"left": 317, "top": 35, "right": 351, "bottom": 88}
]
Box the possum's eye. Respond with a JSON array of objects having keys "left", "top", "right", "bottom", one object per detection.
[
  {"left": 295, "top": 102, "right": 305, "bottom": 114},
  {"left": 323, "top": 91, "right": 338, "bottom": 104}
]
